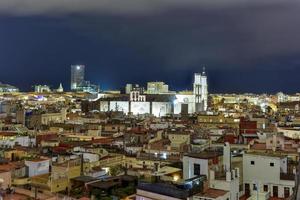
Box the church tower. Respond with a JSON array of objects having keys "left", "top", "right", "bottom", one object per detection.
[
  {"left": 57, "top": 83, "right": 64, "bottom": 93},
  {"left": 193, "top": 67, "right": 208, "bottom": 112}
]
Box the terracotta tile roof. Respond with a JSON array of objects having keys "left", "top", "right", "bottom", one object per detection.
[
  {"left": 251, "top": 143, "right": 267, "bottom": 150},
  {"left": 0, "top": 161, "right": 25, "bottom": 172},
  {"left": 92, "top": 138, "right": 113, "bottom": 144},
  {"left": 197, "top": 188, "right": 228, "bottom": 198},
  {"left": 0, "top": 131, "right": 17, "bottom": 136}
]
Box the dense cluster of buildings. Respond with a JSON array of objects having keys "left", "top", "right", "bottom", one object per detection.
[
  {"left": 0, "top": 66, "right": 300, "bottom": 200},
  {"left": 0, "top": 82, "right": 19, "bottom": 93}
]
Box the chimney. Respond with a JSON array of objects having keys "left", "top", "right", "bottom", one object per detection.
[
  {"left": 209, "top": 170, "right": 215, "bottom": 181},
  {"left": 223, "top": 142, "right": 231, "bottom": 172}
]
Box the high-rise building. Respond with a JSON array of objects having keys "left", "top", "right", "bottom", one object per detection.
[
  {"left": 71, "top": 65, "right": 85, "bottom": 90},
  {"left": 146, "top": 82, "right": 169, "bottom": 94},
  {"left": 193, "top": 68, "right": 208, "bottom": 112},
  {"left": 125, "top": 84, "right": 144, "bottom": 94}
]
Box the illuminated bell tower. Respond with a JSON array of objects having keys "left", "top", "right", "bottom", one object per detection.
[{"left": 193, "top": 67, "right": 208, "bottom": 112}]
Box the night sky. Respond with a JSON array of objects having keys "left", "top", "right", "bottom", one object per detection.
[{"left": 1, "top": 0, "right": 300, "bottom": 93}]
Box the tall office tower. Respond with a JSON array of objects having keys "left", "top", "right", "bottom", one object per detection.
[
  {"left": 71, "top": 65, "right": 85, "bottom": 90},
  {"left": 193, "top": 68, "right": 208, "bottom": 112}
]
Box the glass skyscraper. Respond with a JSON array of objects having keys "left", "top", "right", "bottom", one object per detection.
[{"left": 71, "top": 65, "right": 85, "bottom": 90}]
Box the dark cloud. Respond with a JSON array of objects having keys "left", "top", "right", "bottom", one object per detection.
[
  {"left": 65, "top": 2, "right": 300, "bottom": 69},
  {"left": 0, "top": 0, "right": 294, "bottom": 16},
  {"left": 0, "top": 1, "right": 300, "bottom": 93}
]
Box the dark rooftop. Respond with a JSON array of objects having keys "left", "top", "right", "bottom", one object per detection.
[
  {"left": 186, "top": 151, "right": 223, "bottom": 159},
  {"left": 72, "top": 176, "right": 97, "bottom": 183}
]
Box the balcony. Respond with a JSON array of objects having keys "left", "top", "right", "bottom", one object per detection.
[
  {"left": 12, "top": 177, "right": 30, "bottom": 185},
  {"left": 280, "top": 173, "right": 295, "bottom": 181}
]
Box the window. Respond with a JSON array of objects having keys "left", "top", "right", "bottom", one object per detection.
[
  {"left": 284, "top": 187, "right": 290, "bottom": 198},
  {"left": 253, "top": 184, "right": 257, "bottom": 191},
  {"left": 251, "top": 161, "right": 255, "bottom": 165},
  {"left": 273, "top": 186, "right": 278, "bottom": 197},
  {"left": 245, "top": 184, "right": 250, "bottom": 196},
  {"left": 264, "top": 185, "right": 268, "bottom": 192},
  {"left": 270, "top": 162, "right": 274, "bottom": 167},
  {"left": 194, "top": 164, "right": 201, "bottom": 176}
]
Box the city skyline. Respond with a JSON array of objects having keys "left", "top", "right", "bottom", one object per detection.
[
  {"left": 0, "top": 65, "right": 299, "bottom": 94},
  {"left": 1, "top": 0, "right": 300, "bottom": 93}
]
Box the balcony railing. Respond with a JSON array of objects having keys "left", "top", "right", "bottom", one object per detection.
[{"left": 280, "top": 173, "right": 295, "bottom": 181}]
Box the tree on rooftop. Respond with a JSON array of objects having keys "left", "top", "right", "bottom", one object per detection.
[{"left": 109, "top": 165, "right": 123, "bottom": 176}]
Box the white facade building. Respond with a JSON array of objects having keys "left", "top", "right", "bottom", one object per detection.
[
  {"left": 184, "top": 143, "right": 240, "bottom": 200},
  {"left": 110, "top": 101, "right": 129, "bottom": 113},
  {"left": 0, "top": 135, "right": 35, "bottom": 147},
  {"left": 243, "top": 152, "right": 295, "bottom": 199},
  {"left": 193, "top": 68, "right": 208, "bottom": 112},
  {"left": 96, "top": 71, "right": 209, "bottom": 115},
  {"left": 130, "top": 91, "right": 146, "bottom": 102},
  {"left": 25, "top": 159, "right": 50, "bottom": 177},
  {"left": 173, "top": 94, "right": 196, "bottom": 114},
  {"left": 152, "top": 102, "right": 172, "bottom": 117}
]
